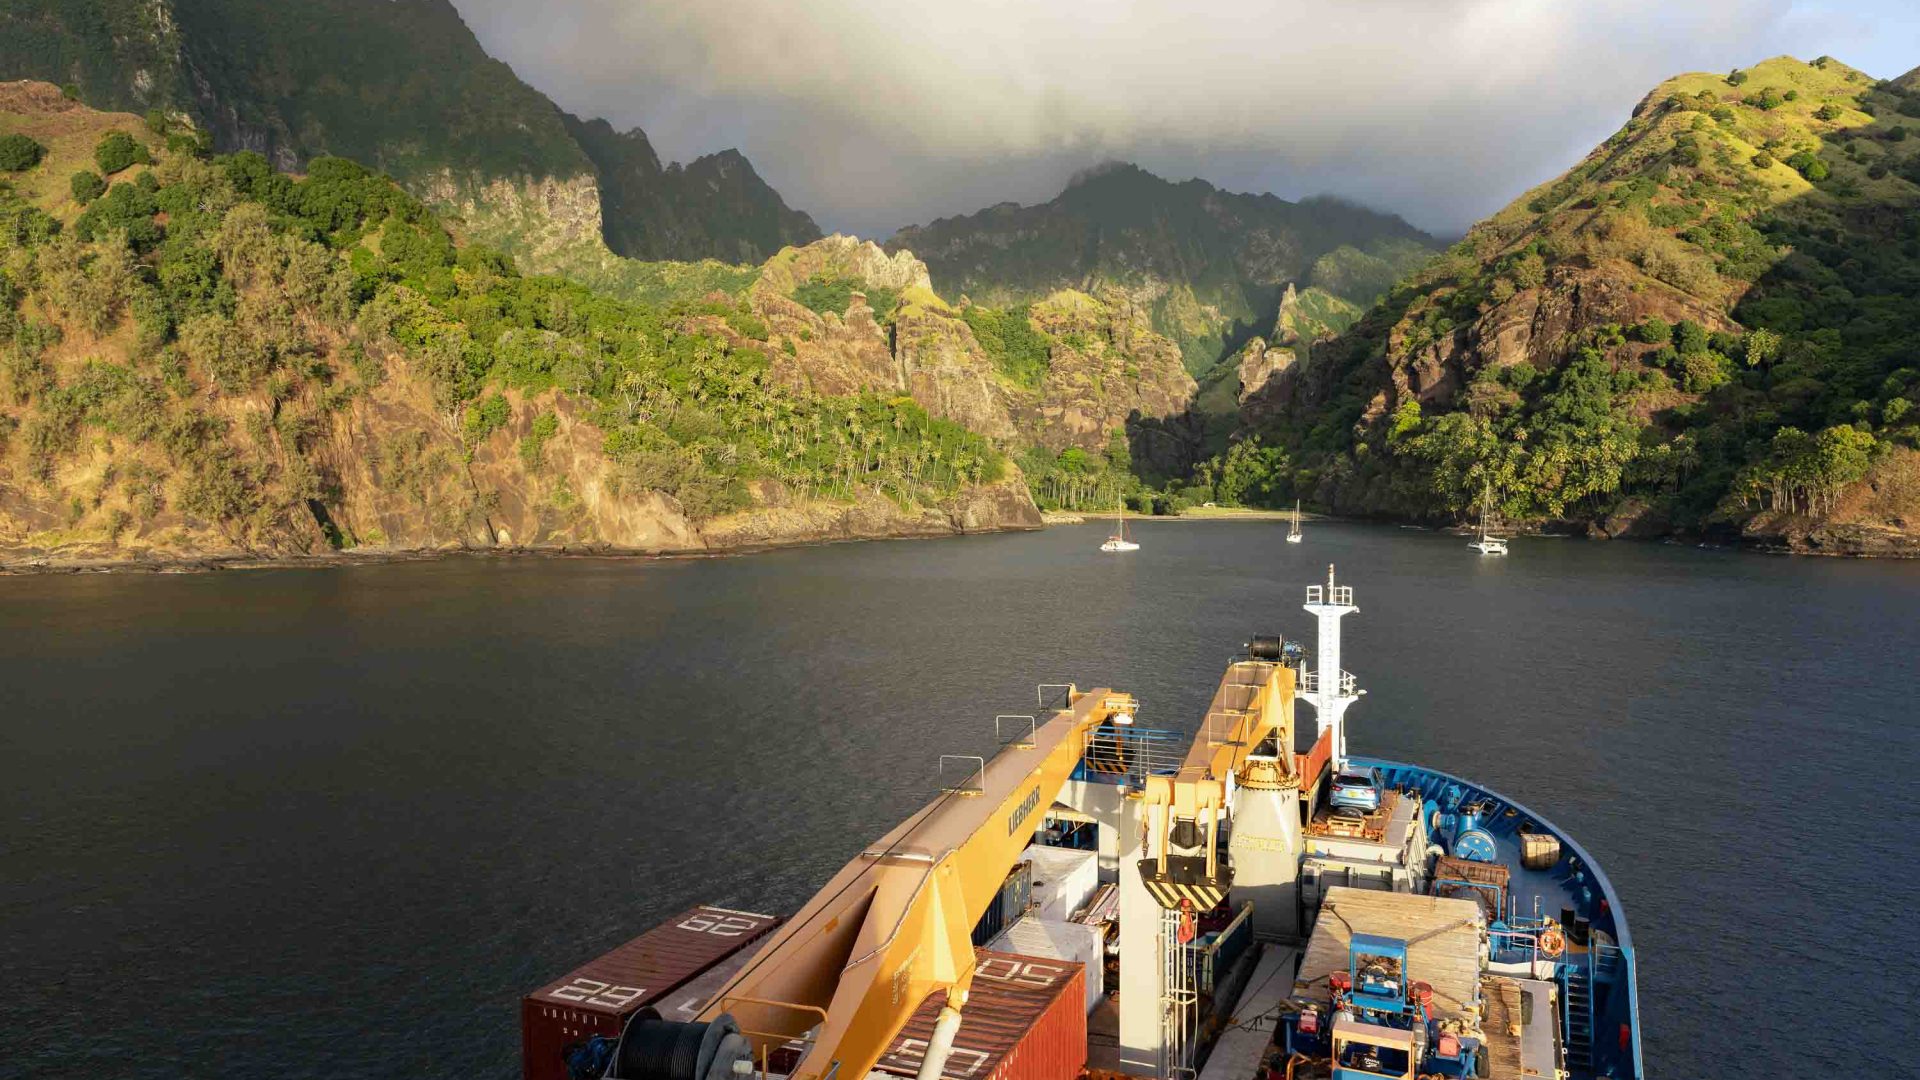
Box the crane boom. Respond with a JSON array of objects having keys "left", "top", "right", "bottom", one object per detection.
[
  {"left": 1139, "top": 658, "right": 1297, "bottom": 907},
  {"left": 692, "top": 686, "right": 1133, "bottom": 1080}
]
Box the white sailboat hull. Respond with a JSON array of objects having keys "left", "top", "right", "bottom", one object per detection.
[{"left": 1100, "top": 539, "right": 1140, "bottom": 553}]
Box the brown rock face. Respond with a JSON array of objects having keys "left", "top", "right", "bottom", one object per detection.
[
  {"left": 1344, "top": 262, "right": 1734, "bottom": 427},
  {"left": 891, "top": 309, "right": 1019, "bottom": 443},
  {"left": 754, "top": 235, "right": 932, "bottom": 298},
  {"left": 422, "top": 171, "right": 608, "bottom": 265},
  {"left": 1018, "top": 290, "right": 1198, "bottom": 453},
  {"left": 750, "top": 240, "right": 1197, "bottom": 460},
  {"left": 699, "top": 473, "right": 1040, "bottom": 548},
  {"left": 1234, "top": 337, "right": 1300, "bottom": 405},
  {"left": 1737, "top": 448, "right": 1920, "bottom": 557},
  {"left": 763, "top": 293, "right": 901, "bottom": 400}
]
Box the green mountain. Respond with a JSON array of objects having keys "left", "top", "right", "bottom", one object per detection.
[
  {"left": 1229, "top": 56, "right": 1920, "bottom": 555},
  {"left": 887, "top": 162, "right": 1438, "bottom": 373},
  {"left": 0, "top": 85, "right": 1027, "bottom": 565},
  {"left": 0, "top": 0, "right": 818, "bottom": 265},
  {"left": 0, "top": 86, "right": 1216, "bottom": 566}
]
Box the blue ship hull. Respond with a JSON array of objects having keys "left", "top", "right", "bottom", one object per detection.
[{"left": 1352, "top": 757, "right": 1645, "bottom": 1080}]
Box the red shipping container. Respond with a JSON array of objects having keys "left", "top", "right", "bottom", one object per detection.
[
  {"left": 521, "top": 905, "right": 781, "bottom": 1080},
  {"left": 870, "top": 949, "right": 1088, "bottom": 1080}
]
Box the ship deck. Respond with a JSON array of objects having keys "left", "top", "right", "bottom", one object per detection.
[
  {"left": 1293, "top": 887, "right": 1483, "bottom": 1022},
  {"left": 1482, "top": 977, "right": 1523, "bottom": 1080},
  {"left": 1354, "top": 758, "right": 1643, "bottom": 1080}
]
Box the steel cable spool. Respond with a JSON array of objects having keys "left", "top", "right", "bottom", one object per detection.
[
  {"left": 611, "top": 1009, "right": 676, "bottom": 1079},
  {"left": 612, "top": 1009, "right": 752, "bottom": 1080},
  {"left": 667, "top": 1019, "right": 706, "bottom": 1080},
  {"left": 1247, "top": 634, "right": 1285, "bottom": 661}
]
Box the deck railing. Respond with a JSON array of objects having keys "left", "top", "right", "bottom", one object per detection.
[
  {"left": 1296, "top": 668, "right": 1357, "bottom": 697},
  {"left": 1075, "top": 726, "right": 1184, "bottom": 790}
]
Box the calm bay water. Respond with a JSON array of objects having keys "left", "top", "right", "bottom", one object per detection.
[{"left": 4, "top": 521, "right": 1919, "bottom": 1078}]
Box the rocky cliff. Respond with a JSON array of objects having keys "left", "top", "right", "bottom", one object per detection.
[
  {"left": 565, "top": 116, "right": 821, "bottom": 264},
  {"left": 738, "top": 236, "right": 1199, "bottom": 467}
]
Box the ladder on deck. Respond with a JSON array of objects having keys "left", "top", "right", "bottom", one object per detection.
[
  {"left": 1159, "top": 908, "right": 1199, "bottom": 1080},
  {"left": 1560, "top": 948, "right": 1595, "bottom": 1074}
]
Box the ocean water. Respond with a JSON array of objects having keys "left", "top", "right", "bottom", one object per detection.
[{"left": 4, "top": 521, "right": 1917, "bottom": 1077}]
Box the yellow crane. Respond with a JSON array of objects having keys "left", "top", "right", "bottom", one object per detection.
[
  {"left": 1136, "top": 654, "right": 1298, "bottom": 910},
  {"left": 603, "top": 654, "right": 1301, "bottom": 1080},
  {"left": 612, "top": 686, "right": 1137, "bottom": 1080}
]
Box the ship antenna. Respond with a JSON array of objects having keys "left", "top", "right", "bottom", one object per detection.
[{"left": 1303, "top": 563, "right": 1363, "bottom": 771}]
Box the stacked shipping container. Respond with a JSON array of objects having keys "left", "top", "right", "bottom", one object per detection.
[
  {"left": 871, "top": 948, "right": 1088, "bottom": 1080},
  {"left": 520, "top": 906, "right": 781, "bottom": 1080},
  {"left": 986, "top": 916, "right": 1106, "bottom": 1016}
]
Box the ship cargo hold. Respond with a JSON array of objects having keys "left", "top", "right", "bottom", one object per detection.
[{"left": 520, "top": 906, "right": 781, "bottom": 1080}]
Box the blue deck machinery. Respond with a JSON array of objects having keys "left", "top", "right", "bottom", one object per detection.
[
  {"left": 1274, "top": 567, "right": 1643, "bottom": 1080},
  {"left": 1283, "top": 931, "right": 1481, "bottom": 1080}
]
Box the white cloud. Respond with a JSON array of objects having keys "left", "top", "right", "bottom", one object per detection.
[{"left": 450, "top": 0, "right": 1896, "bottom": 236}]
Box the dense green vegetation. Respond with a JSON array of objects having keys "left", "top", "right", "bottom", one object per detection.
[
  {"left": 1018, "top": 433, "right": 1149, "bottom": 514},
  {"left": 960, "top": 304, "right": 1051, "bottom": 388},
  {"left": 67, "top": 170, "right": 103, "bottom": 205},
  {"left": 0, "top": 0, "right": 819, "bottom": 271},
  {"left": 0, "top": 134, "right": 45, "bottom": 171},
  {"left": 792, "top": 274, "right": 899, "bottom": 323},
  {"left": 1211, "top": 58, "right": 1920, "bottom": 534},
  {"left": 0, "top": 138, "right": 1002, "bottom": 546},
  {"left": 92, "top": 131, "right": 148, "bottom": 175}
]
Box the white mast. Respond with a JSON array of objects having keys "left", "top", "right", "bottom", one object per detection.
[{"left": 1302, "top": 564, "right": 1363, "bottom": 770}]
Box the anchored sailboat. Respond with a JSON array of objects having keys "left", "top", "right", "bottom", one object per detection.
[
  {"left": 1286, "top": 498, "right": 1304, "bottom": 543},
  {"left": 1468, "top": 482, "right": 1508, "bottom": 555},
  {"left": 1100, "top": 497, "right": 1140, "bottom": 552}
]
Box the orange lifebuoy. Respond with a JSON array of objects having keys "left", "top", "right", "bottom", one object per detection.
[
  {"left": 1177, "top": 899, "right": 1198, "bottom": 944},
  {"left": 1538, "top": 926, "right": 1565, "bottom": 958}
]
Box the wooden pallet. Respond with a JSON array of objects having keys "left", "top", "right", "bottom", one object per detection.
[{"left": 1306, "top": 790, "right": 1400, "bottom": 843}]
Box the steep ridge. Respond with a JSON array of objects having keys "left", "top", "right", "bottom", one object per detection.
[
  {"left": 0, "top": 0, "right": 817, "bottom": 267},
  {"left": 0, "top": 86, "right": 1033, "bottom": 568},
  {"left": 1235, "top": 56, "right": 1920, "bottom": 554},
  {"left": 564, "top": 117, "right": 820, "bottom": 264},
  {"left": 888, "top": 162, "right": 1437, "bottom": 373}
]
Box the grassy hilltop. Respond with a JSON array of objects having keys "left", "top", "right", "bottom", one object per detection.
[{"left": 1227, "top": 56, "right": 1920, "bottom": 554}]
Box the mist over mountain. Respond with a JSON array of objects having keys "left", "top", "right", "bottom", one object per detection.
[{"left": 452, "top": 0, "right": 1920, "bottom": 237}]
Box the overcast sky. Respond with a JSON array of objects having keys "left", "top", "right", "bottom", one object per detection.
[{"left": 452, "top": 1, "right": 1919, "bottom": 239}]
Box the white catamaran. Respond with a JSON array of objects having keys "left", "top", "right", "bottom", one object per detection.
[
  {"left": 1100, "top": 498, "right": 1140, "bottom": 552},
  {"left": 1468, "top": 482, "right": 1508, "bottom": 555},
  {"left": 1286, "top": 498, "right": 1304, "bottom": 543}
]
